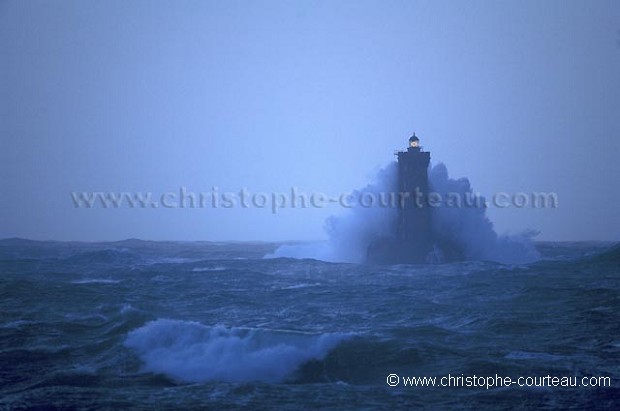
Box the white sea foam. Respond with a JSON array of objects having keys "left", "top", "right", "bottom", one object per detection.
[
  {"left": 279, "top": 283, "right": 322, "bottom": 290},
  {"left": 192, "top": 266, "right": 227, "bottom": 272},
  {"left": 71, "top": 279, "right": 121, "bottom": 284},
  {"left": 505, "top": 351, "right": 565, "bottom": 361},
  {"left": 125, "top": 319, "right": 349, "bottom": 383}
]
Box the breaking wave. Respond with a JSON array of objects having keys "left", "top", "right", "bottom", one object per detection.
[
  {"left": 124, "top": 319, "right": 350, "bottom": 383},
  {"left": 271, "top": 162, "right": 539, "bottom": 264}
]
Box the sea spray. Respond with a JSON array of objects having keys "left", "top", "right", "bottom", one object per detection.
[
  {"left": 124, "top": 319, "right": 351, "bottom": 383},
  {"left": 271, "top": 162, "right": 539, "bottom": 264},
  {"left": 429, "top": 163, "right": 539, "bottom": 264},
  {"left": 270, "top": 163, "right": 398, "bottom": 263}
]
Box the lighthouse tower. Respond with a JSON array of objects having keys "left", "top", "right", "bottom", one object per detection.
[
  {"left": 366, "top": 133, "right": 433, "bottom": 264},
  {"left": 396, "top": 133, "right": 432, "bottom": 259}
]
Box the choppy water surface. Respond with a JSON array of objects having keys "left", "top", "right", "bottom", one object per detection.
[{"left": 1, "top": 239, "right": 618, "bottom": 410}]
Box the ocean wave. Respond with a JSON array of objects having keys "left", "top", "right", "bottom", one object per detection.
[
  {"left": 505, "top": 350, "right": 566, "bottom": 361},
  {"left": 0, "top": 320, "right": 38, "bottom": 329},
  {"left": 124, "top": 319, "right": 350, "bottom": 383},
  {"left": 144, "top": 257, "right": 200, "bottom": 265},
  {"left": 70, "top": 279, "right": 121, "bottom": 285},
  {"left": 585, "top": 243, "right": 620, "bottom": 264},
  {"left": 64, "top": 248, "right": 141, "bottom": 265},
  {"left": 279, "top": 283, "right": 322, "bottom": 290},
  {"left": 192, "top": 266, "right": 227, "bottom": 272}
]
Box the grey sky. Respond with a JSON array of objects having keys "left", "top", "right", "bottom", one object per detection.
[{"left": 1, "top": 0, "right": 619, "bottom": 241}]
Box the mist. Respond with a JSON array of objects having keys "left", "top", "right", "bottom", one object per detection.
[
  {"left": 1, "top": 0, "right": 619, "bottom": 242},
  {"left": 271, "top": 161, "right": 540, "bottom": 264}
]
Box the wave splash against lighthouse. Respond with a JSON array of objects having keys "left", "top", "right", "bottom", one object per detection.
[{"left": 271, "top": 134, "right": 539, "bottom": 265}]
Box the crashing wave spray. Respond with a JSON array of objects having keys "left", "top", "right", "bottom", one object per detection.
[
  {"left": 428, "top": 164, "right": 539, "bottom": 264},
  {"left": 125, "top": 319, "right": 350, "bottom": 383},
  {"left": 271, "top": 163, "right": 399, "bottom": 263},
  {"left": 272, "top": 135, "right": 539, "bottom": 264}
]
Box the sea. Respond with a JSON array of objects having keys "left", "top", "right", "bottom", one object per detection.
[{"left": 0, "top": 238, "right": 618, "bottom": 410}]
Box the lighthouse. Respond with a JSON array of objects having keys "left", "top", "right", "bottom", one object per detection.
[{"left": 366, "top": 133, "right": 433, "bottom": 264}]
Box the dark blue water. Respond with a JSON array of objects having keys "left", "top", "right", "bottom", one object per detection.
[{"left": 1, "top": 239, "right": 618, "bottom": 410}]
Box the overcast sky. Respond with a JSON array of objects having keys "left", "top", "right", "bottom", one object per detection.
[{"left": 1, "top": 0, "right": 619, "bottom": 242}]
